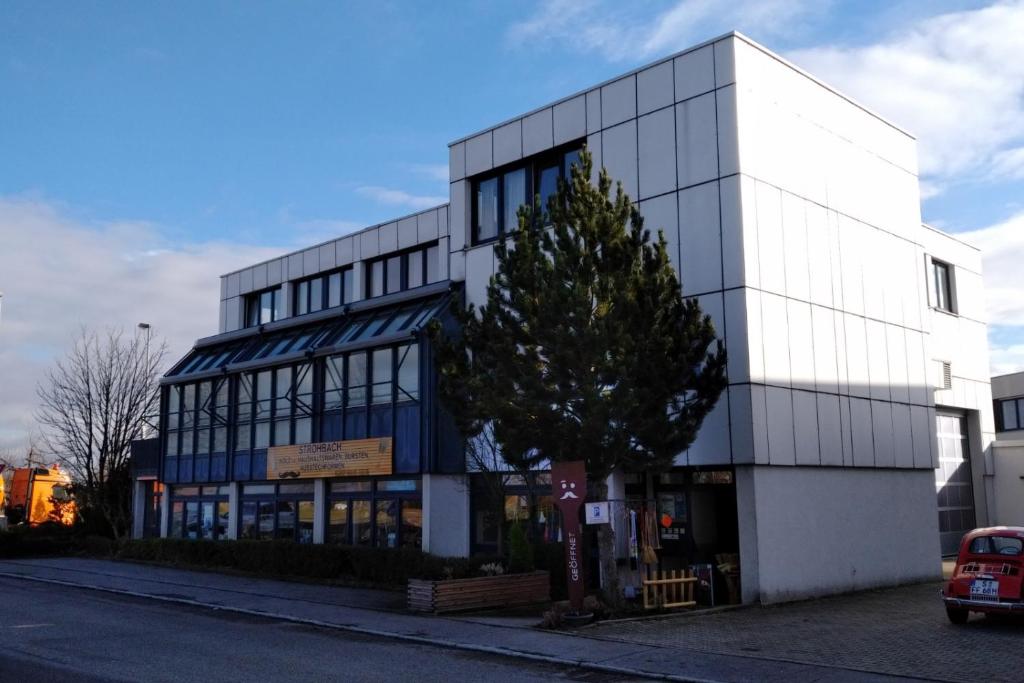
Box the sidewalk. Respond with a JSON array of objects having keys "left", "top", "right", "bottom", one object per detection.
[{"left": 0, "top": 557, "right": 908, "bottom": 683}]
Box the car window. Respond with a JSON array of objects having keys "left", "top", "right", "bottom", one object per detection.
[{"left": 968, "top": 535, "right": 1023, "bottom": 556}]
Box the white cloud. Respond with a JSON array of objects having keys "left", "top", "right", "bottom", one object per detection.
[
  {"left": 787, "top": 2, "right": 1024, "bottom": 184},
  {"left": 989, "top": 339, "right": 1024, "bottom": 376},
  {"left": 958, "top": 211, "right": 1024, "bottom": 328},
  {"left": 990, "top": 146, "right": 1024, "bottom": 181},
  {"left": 355, "top": 186, "right": 447, "bottom": 211},
  {"left": 507, "top": 0, "right": 819, "bottom": 62},
  {"left": 405, "top": 163, "right": 451, "bottom": 184},
  {"left": 0, "top": 197, "right": 285, "bottom": 452}
]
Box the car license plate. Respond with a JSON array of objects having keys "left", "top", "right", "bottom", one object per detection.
[{"left": 970, "top": 579, "right": 999, "bottom": 600}]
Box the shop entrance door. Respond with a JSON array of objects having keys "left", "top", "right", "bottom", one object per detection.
[{"left": 935, "top": 414, "right": 976, "bottom": 556}]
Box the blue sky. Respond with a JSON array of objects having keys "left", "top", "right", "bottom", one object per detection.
[{"left": 1, "top": 1, "right": 1023, "bottom": 451}]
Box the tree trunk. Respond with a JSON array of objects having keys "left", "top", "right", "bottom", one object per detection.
[{"left": 593, "top": 479, "right": 622, "bottom": 610}]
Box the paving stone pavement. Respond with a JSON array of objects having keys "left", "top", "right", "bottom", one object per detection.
[{"left": 584, "top": 581, "right": 1024, "bottom": 682}]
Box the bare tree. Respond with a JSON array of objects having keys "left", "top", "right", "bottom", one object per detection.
[{"left": 36, "top": 328, "right": 166, "bottom": 540}]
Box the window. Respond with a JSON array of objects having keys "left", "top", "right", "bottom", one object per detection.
[
  {"left": 239, "top": 483, "right": 314, "bottom": 543},
  {"left": 294, "top": 267, "right": 353, "bottom": 316},
  {"left": 365, "top": 243, "right": 441, "bottom": 299},
  {"left": 932, "top": 260, "right": 954, "bottom": 313},
  {"left": 471, "top": 142, "right": 583, "bottom": 245},
  {"left": 968, "top": 535, "right": 1024, "bottom": 556},
  {"left": 326, "top": 478, "right": 421, "bottom": 548},
  {"left": 168, "top": 485, "right": 230, "bottom": 540},
  {"left": 245, "top": 287, "right": 282, "bottom": 327},
  {"left": 997, "top": 398, "right": 1022, "bottom": 432}
]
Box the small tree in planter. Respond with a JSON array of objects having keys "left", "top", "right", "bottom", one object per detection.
[{"left": 430, "top": 149, "right": 727, "bottom": 608}]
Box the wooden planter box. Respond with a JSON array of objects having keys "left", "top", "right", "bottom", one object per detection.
[{"left": 407, "top": 571, "right": 550, "bottom": 613}]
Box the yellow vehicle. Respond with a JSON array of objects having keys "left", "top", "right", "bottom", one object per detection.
[{"left": 1, "top": 464, "right": 76, "bottom": 526}]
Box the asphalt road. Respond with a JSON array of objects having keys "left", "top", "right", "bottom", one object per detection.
[{"left": 0, "top": 578, "right": 635, "bottom": 683}]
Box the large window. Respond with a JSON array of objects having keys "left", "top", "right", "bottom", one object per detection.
[
  {"left": 294, "top": 267, "right": 354, "bottom": 316},
  {"left": 168, "top": 485, "right": 230, "bottom": 540},
  {"left": 997, "top": 398, "right": 1023, "bottom": 432},
  {"left": 366, "top": 243, "right": 441, "bottom": 299},
  {"left": 163, "top": 378, "right": 230, "bottom": 482},
  {"left": 932, "top": 259, "right": 954, "bottom": 313},
  {"left": 239, "top": 482, "right": 315, "bottom": 543},
  {"left": 233, "top": 364, "right": 313, "bottom": 453},
  {"left": 245, "top": 287, "right": 282, "bottom": 327},
  {"left": 471, "top": 143, "right": 583, "bottom": 245},
  {"left": 326, "top": 478, "right": 421, "bottom": 549}
]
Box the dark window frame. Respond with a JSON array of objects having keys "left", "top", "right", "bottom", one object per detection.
[
  {"left": 325, "top": 477, "right": 421, "bottom": 549},
  {"left": 293, "top": 266, "right": 354, "bottom": 317},
  {"left": 931, "top": 259, "right": 955, "bottom": 314},
  {"left": 996, "top": 397, "right": 1023, "bottom": 432},
  {"left": 245, "top": 287, "right": 282, "bottom": 327},
  {"left": 470, "top": 140, "right": 584, "bottom": 246},
  {"left": 364, "top": 242, "right": 440, "bottom": 300}
]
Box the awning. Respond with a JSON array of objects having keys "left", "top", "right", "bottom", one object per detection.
[{"left": 164, "top": 293, "right": 452, "bottom": 383}]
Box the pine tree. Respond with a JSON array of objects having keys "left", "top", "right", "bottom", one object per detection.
[{"left": 430, "top": 149, "right": 727, "bottom": 606}]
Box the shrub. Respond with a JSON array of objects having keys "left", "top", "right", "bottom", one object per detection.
[
  {"left": 508, "top": 522, "right": 534, "bottom": 573},
  {"left": 117, "top": 538, "right": 507, "bottom": 587},
  {"left": 0, "top": 525, "right": 115, "bottom": 559}
]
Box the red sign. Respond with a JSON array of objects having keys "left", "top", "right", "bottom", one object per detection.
[{"left": 552, "top": 460, "right": 587, "bottom": 613}]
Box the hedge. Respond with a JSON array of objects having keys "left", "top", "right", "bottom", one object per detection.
[
  {"left": 117, "top": 538, "right": 507, "bottom": 587},
  {"left": 0, "top": 524, "right": 116, "bottom": 559}
]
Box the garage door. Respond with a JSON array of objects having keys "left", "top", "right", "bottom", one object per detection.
[{"left": 935, "top": 414, "right": 976, "bottom": 556}]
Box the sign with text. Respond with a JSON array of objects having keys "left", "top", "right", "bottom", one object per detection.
[
  {"left": 552, "top": 460, "right": 587, "bottom": 613},
  {"left": 584, "top": 501, "right": 609, "bottom": 525},
  {"left": 267, "top": 438, "right": 393, "bottom": 480}
]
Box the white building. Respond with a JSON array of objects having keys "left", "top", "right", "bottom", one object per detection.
[
  {"left": 138, "top": 32, "right": 997, "bottom": 605},
  {"left": 991, "top": 371, "right": 1024, "bottom": 526}
]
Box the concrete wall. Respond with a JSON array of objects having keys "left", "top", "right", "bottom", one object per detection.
[
  {"left": 217, "top": 204, "right": 451, "bottom": 333},
  {"left": 736, "top": 465, "right": 941, "bottom": 604},
  {"left": 993, "top": 441, "right": 1024, "bottom": 526},
  {"left": 422, "top": 474, "right": 471, "bottom": 557}
]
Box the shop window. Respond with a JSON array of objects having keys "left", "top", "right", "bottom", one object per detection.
[
  {"left": 328, "top": 501, "right": 349, "bottom": 544},
  {"left": 401, "top": 499, "right": 422, "bottom": 549},
  {"left": 353, "top": 499, "right": 372, "bottom": 546},
  {"left": 376, "top": 499, "right": 398, "bottom": 548}
]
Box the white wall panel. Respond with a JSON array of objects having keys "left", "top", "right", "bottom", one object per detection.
[
  {"left": 826, "top": 210, "right": 844, "bottom": 310},
  {"left": 793, "top": 389, "right": 820, "bottom": 466},
  {"left": 449, "top": 142, "right": 465, "bottom": 182},
  {"left": 892, "top": 403, "right": 914, "bottom": 468},
  {"left": 492, "top": 120, "right": 522, "bottom": 167},
  {"left": 719, "top": 174, "right": 746, "bottom": 289},
  {"left": 601, "top": 75, "right": 636, "bottom": 128},
  {"left": 601, "top": 120, "right": 639, "bottom": 200},
  {"left": 724, "top": 289, "right": 749, "bottom": 383},
  {"left": 586, "top": 89, "right": 601, "bottom": 134},
  {"left": 805, "top": 203, "right": 832, "bottom": 307},
  {"left": 449, "top": 181, "right": 468, "bottom": 251},
  {"left": 751, "top": 384, "right": 770, "bottom": 464},
  {"left": 715, "top": 85, "right": 739, "bottom": 178},
  {"left": 861, "top": 228, "right": 886, "bottom": 322},
  {"left": 553, "top": 95, "right": 587, "bottom": 145},
  {"left": 910, "top": 405, "right": 932, "bottom": 468},
  {"left": 252, "top": 263, "right": 268, "bottom": 290},
  {"left": 287, "top": 253, "right": 303, "bottom": 279},
  {"left": 871, "top": 400, "right": 896, "bottom": 468},
  {"left": 677, "top": 181, "right": 721, "bottom": 295},
  {"left": 760, "top": 292, "right": 791, "bottom": 387},
  {"left": 817, "top": 393, "right": 843, "bottom": 466},
  {"left": 359, "top": 229, "right": 379, "bottom": 260},
  {"left": 754, "top": 181, "right": 785, "bottom": 295},
  {"left": 224, "top": 297, "right": 241, "bottom": 333},
  {"left": 865, "top": 319, "right": 890, "bottom": 402},
  {"left": 318, "top": 243, "right": 336, "bottom": 271},
  {"left": 745, "top": 288, "right": 765, "bottom": 382},
  {"left": 837, "top": 216, "right": 865, "bottom": 316},
  {"left": 302, "top": 248, "right": 319, "bottom": 276},
  {"left": 239, "top": 268, "right": 254, "bottom": 295},
  {"left": 398, "top": 216, "right": 419, "bottom": 249},
  {"left": 781, "top": 192, "right": 810, "bottom": 302},
  {"left": 688, "top": 392, "right": 731, "bottom": 465},
  {"left": 465, "top": 132, "right": 492, "bottom": 176},
  {"left": 839, "top": 395, "right": 854, "bottom": 466},
  {"left": 849, "top": 397, "right": 875, "bottom": 467},
  {"left": 730, "top": 384, "right": 754, "bottom": 464},
  {"left": 417, "top": 210, "right": 439, "bottom": 243},
  {"left": 887, "top": 325, "right": 910, "bottom": 404},
  {"left": 638, "top": 107, "right": 676, "bottom": 200},
  {"left": 587, "top": 132, "right": 602, "bottom": 184},
  {"left": 833, "top": 308, "right": 849, "bottom": 395},
  {"left": 638, "top": 192, "right": 680, "bottom": 276},
  {"left": 336, "top": 237, "right": 354, "bottom": 266},
  {"left": 523, "top": 108, "right": 554, "bottom": 157},
  {"left": 675, "top": 93, "right": 718, "bottom": 189},
  {"left": 225, "top": 272, "right": 240, "bottom": 298},
  {"left": 787, "top": 300, "right": 815, "bottom": 392},
  {"left": 713, "top": 38, "right": 736, "bottom": 88},
  {"left": 379, "top": 221, "right": 398, "bottom": 254},
  {"left": 811, "top": 305, "right": 839, "bottom": 395},
  {"left": 637, "top": 60, "right": 673, "bottom": 115},
  {"left": 766, "top": 386, "right": 796, "bottom": 466},
  {"left": 464, "top": 245, "right": 494, "bottom": 308},
  {"left": 675, "top": 45, "right": 715, "bottom": 101}
]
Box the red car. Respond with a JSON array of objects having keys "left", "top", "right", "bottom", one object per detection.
[{"left": 942, "top": 526, "right": 1024, "bottom": 624}]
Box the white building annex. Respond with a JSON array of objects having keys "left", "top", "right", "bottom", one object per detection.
[{"left": 135, "top": 33, "right": 998, "bottom": 605}]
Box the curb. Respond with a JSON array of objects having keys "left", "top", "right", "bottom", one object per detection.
[{"left": 0, "top": 571, "right": 716, "bottom": 683}]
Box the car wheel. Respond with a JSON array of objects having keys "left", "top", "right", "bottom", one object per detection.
[{"left": 946, "top": 606, "right": 969, "bottom": 624}]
